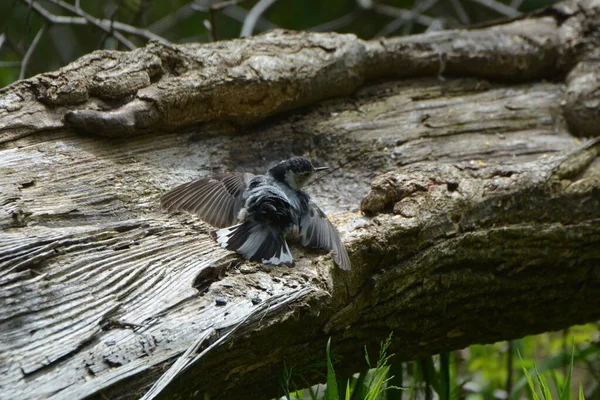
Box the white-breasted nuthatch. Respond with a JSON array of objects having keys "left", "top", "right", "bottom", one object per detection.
[{"left": 161, "top": 157, "right": 350, "bottom": 270}]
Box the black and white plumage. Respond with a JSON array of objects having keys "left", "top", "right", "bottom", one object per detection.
[{"left": 161, "top": 157, "right": 351, "bottom": 270}]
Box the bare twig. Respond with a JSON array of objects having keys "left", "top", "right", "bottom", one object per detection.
[
  {"left": 19, "top": 0, "right": 169, "bottom": 48},
  {"left": 44, "top": 0, "right": 136, "bottom": 50},
  {"left": 356, "top": 0, "right": 373, "bottom": 9},
  {"left": 310, "top": 9, "right": 361, "bottom": 32},
  {"left": 372, "top": 4, "right": 436, "bottom": 29},
  {"left": 148, "top": 3, "right": 196, "bottom": 35},
  {"left": 240, "top": 0, "right": 279, "bottom": 37},
  {"left": 150, "top": 0, "right": 251, "bottom": 38},
  {"left": 195, "top": 0, "right": 252, "bottom": 41},
  {"left": 467, "top": 0, "right": 521, "bottom": 17},
  {"left": 98, "top": 6, "right": 121, "bottom": 49},
  {"left": 21, "top": 0, "right": 87, "bottom": 26},
  {"left": 449, "top": 0, "right": 471, "bottom": 25},
  {"left": 375, "top": 0, "right": 440, "bottom": 37},
  {"left": 510, "top": 0, "right": 525, "bottom": 9},
  {"left": 0, "top": 33, "right": 25, "bottom": 58},
  {"left": 19, "top": 23, "right": 46, "bottom": 79},
  {"left": 222, "top": 5, "right": 278, "bottom": 31},
  {"left": 192, "top": 0, "right": 251, "bottom": 12}
]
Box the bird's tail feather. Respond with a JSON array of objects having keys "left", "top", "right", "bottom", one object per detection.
[{"left": 216, "top": 221, "right": 293, "bottom": 265}]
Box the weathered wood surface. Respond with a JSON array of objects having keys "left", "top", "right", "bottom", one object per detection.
[{"left": 1, "top": 1, "right": 600, "bottom": 399}]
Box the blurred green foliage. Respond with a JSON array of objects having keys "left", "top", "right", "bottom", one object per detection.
[
  {"left": 1, "top": 0, "right": 555, "bottom": 87},
  {"left": 280, "top": 324, "right": 599, "bottom": 399}
]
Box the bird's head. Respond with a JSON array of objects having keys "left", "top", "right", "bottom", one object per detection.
[{"left": 268, "top": 157, "right": 328, "bottom": 189}]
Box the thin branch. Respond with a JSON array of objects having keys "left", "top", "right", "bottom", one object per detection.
[
  {"left": 98, "top": 6, "right": 121, "bottom": 49},
  {"left": 309, "top": 9, "right": 361, "bottom": 32},
  {"left": 372, "top": 4, "right": 436, "bottom": 29},
  {"left": 44, "top": 0, "right": 136, "bottom": 50},
  {"left": 467, "top": 0, "right": 521, "bottom": 17},
  {"left": 21, "top": 0, "right": 87, "bottom": 25},
  {"left": 356, "top": 0, "right": 373, "bottom": 9},
  {"left": 192, "top": 0, "right": 251, "bottom": 12},
  {"left": 19, "top": 23, "right": 46, "bottom": 79},
  {"left": 222, "top": 5, "right": 278, "bottom": 31},
  {"left": 147, "top": 3, "right": 196, "bottom": 35},
  {"left": 149, "top": 0, "right": 251, "bottom": 38},
  {"left": 449, "top": 0, "right": 471, "bottom": 25},
  {"left": 375, "top": 0, "right": 440, "bottom": 37},
  {"left": 196, "top": 0, "right": 252, "bottom": 41},
  {"left": 19, "top": 0, "right": 169, "bottom": 48},
  {"left": 78, "top": 19, "right": 168, "bottom": 44},
  {"left": 240, "top": 0, "right": 279, "bottom": 37},
  {"left": 510, "top": 0, "right": 525, "bottom": 9},
  {"left": 1, "top": 33, "right": 25, "bottom": 57},
  {"left": 0, "top": 33, "right": 5, "bottom": 52}
]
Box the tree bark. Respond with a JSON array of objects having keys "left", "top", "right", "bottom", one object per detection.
[{"left": 1, "top": 1, "right": 599, "bottom": 399}]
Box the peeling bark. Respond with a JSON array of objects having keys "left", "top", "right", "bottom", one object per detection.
[{"left": 1, "top": 1, "right": 600, "bottom": 400}]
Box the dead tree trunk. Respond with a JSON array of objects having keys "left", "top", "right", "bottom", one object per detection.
[{"left": 1, "top": 1, "right": 599, "bottom": 399}]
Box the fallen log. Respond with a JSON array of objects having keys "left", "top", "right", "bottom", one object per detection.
[{"left": 1, "top": 1, "right": 599, "bottom": 399}]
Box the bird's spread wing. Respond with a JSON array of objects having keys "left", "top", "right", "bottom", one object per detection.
[
  {"left": 299, "top": 202, "right": 350, "bottom": 270},
  {"left": 161, "top": 173, "right": 253, "bottom": 228}
]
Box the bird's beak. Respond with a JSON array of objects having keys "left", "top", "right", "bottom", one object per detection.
[{"left": 314, "top": 166, "right": 329, "bottom": 172}]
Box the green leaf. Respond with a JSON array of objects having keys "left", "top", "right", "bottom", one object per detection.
[
  {"left": 345, "top": 380, "right": 351, "bottom": 400},
  {"left": 551, "top": 370, "right": 565, "bottom": 399},
  {"left": 349, "top": 371, "right": 368, "bottom": 400},
  {"left": 533, "top": 368, "right": 551, "bottom": 400},
  {"left": 560, "top": 344, "right": 575, "bottom": 400},
  {"left": 325, "top": 338, "right": 339, "bottom": 400},
  {"left": 578, "top": 383, "right": 585, "bottom": 400},
  {"left": 518, "top": 350, "right": 541, "bottom": 400},
  {"left": 512, "top": 343, "right": 599, "bottom": 397},
  {"left": 365, "top": 365, "right": 391, "bottom": 400}
]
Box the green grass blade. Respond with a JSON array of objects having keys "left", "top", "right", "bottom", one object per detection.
[
  {"left": 365, "top": 365, "right": 391, "bottom": 400},
  {"left": 325, "top": 338, "right": 339, "bottom": 400},
  {"left": 534, "top": 368, "right": 552, "bottom": 400},
  {"left": 511, "top": 343, "right": 599, "bottom": 397},
  {"left": 551, "top": 370, "right": 565, "bottom": 399},
  {"left": 560, "top": 344, "right": 575, "bottom": 400},
  {"left": 350, "top": 371, "right": 368, "bottom": 400},
  {"left": 518, "top": 350, "right": 541, "bottom": 400},
  {"left": 345, "top": 380, "right": 351, "bottom": 400}
]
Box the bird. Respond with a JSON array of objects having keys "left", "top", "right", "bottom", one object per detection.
[{"left": 160, "top": 156, "right": 351, "bottom": 270}]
